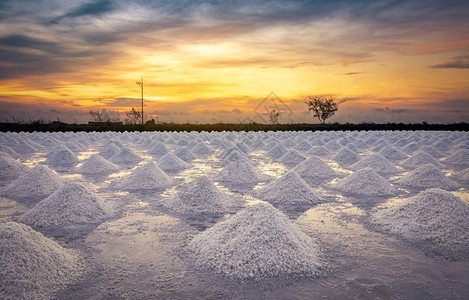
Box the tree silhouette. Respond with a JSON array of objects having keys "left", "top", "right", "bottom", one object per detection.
[{"left": 305, "top": 96, "right": 343, "bottom": 124}]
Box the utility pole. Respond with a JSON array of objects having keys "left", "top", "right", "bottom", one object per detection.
[{"left": 136, "top": 77, "right": 143, "bottom": 125}]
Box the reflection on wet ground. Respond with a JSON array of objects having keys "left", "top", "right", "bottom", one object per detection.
[{"left": 2, "top": 138, "right": 469, "bottom": 299}]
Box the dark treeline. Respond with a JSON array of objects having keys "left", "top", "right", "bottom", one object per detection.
[{"left": 0, "top": 122, "right": 468, "bottom": 132}]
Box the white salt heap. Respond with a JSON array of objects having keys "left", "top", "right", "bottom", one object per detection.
[
  {"left": 45, "top": 145, "right": 80, "bottom": 168},
  {"left": 266, "top": 144, "right": 287, "bottom": 159},
  {"left": 157, "top": 152, "right": 192, "bottom": 172},
  {"left": 191, "top": 142, "right": 213, "bottom": 155},
  {"left": 395, "top": 164, "right": 459, "bottom": 190},
  {"left": 379, "top": 146, "right": 408, "bottom": 161},
  {"left": 333, "top": 167, "right": 397, "bottom": 197},
  {"left": 99, "top": 143, "right": 121, "bottom": 158},
  {"left": 308, "top": 146, "right": 329, "bottom": 157},
  {"left": 351, "top": 153, "right": 399, "bottom": 175},
  {"left": 174, "top": 146, "right": 197, "bottom": 162},
  {"left": 279, "top": 150, "right": 306, "bottom": 165},
  {"left": 0, "top": 222, "right": 84, "bottom": 300},
  {"left": 148, "top": 142, "right": 169, "bottom": 156},
  {"left": 292, "top": 155, "right": 337, "bottom": 182},
  {"left": 452, "top": 168, "right": 469, "bottom": 182},
  {"left": 256, "top": 171, "right": 323, "bottom": 205},
  {"left": 371, "top": 188, "right": 469, "bottom": 259},
  {"left": 2, "top": 165, "right": 65, "bottom": 200},
  {"left": 215, "top": 159, "right": 266, "bottom": 184},
  {"left": 77, "top": 154, "right": 119, "bottom": 175},
  {"left": 162, "top": 176, "right": 231, "bottom": 214},
  {"left": 115, "top": 161, "right": 172, "bottom": 190},
  {"left": 110, "top": 147, "right": 142, "bottom": 165},
  {"left": 221, "top": 149, "right": 249, "bottom": 166},
  {"left": 0, "top": 153, "right": 28, "bottom": 179},
  {"left": 20, "top": 182, "right": 110, "bottom": 233},
  {"left": 188, "top": 202, "right": 322, "bottom": 280},
  {"left": 442, "top": 149, "right": 469, "bottom": 167},
  {"left": 401, "top": 151, "right": 442, "bottom": 169},
  {"left": 13, "top": 141, "right": 37, "bottom": 155},
  {"left": 332, "top": 147, "right": 360, "bottom": 165}
]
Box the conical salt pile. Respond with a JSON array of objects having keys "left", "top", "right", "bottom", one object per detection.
[
  {"left": 442, "top": 149, "right": 469, "bottom": 168},
  {"left": 13, "top": 141, "right": 37, "bottom": 155},
  {"left": 157, "top": 152, "right": 192, "bottom": 172},
  {"left": 266, "top": 144, "right": 287, "bottom": 159},
  {"left": 0, "top": 153, "right": 28, "bottom": 179},
  {"left": 332, "top": 147, "right": 360, "bottom": 165},
  {"left": 308, "top": 146, "right": 329, "bottom": 157},
  {"left": 418, "top": 145, "right": 445, "bottom": 158},
  {"left": 188, "top": 202, "right": 322, "bottom": 280},
  {"left": 401, "top": 142, "right": 421, "bottom": 154},
  {"left": 279, "top": 150, "right": 306, "bottom": 165},
  {"left": 452, "top": 168, "right": 469, "bottom": 182},
  {"left": 0, "top": 222, "right": 84, "bottom": 300},
  {"left": 20, "top": 182, "right": 110, "bottom": 233},
  {"left": 162, "top": 176, "right": 231, "bottom": 214},
  {"left": 333, "top": 168, "right": 397, "bottom": 197},
  {"left": 256, "top": 171, "right": 323, "bottom": 205},
  {"left": 351, "top": 153, "right": 399, "bottom": 175},
  {"left": 292, "top": 155, "right": 337, "bottom": 182},
  {"left": 215, "top": 159, "right": 265, "bottom": 184},
  {"left": 295, "top": 140, "right": 312, "bottom": 151},
  {"left": 148, "top": 142, "right": 169, "bottom": 156},
  {"left": 2, "top": 165, "right": 65, "bottom": 200},
  {"left": 378, "top": 146, "right": 408, "bottom": 161},
  {"left": 99, "top": 143, "right": 121, "bottom": 158},
  {"left": 222, "top": 149, "right": 249, "bottom": 166},
  {"left": 370, "top": 188, "right": 469, "bottom": 259},
  {"left": 191, "top": 142, "right": 213, "bottom": 155},
  {"left": 396, "top": 164, "right": 459, "bottom": 190},
  {"left": 401, "top": 151, "right": 442, "bottom": 169},
  {"left": 45, "top": 145, "right": 80, "bottom": 168},
  {"left": 115, "top": 161, "right": 172, "bottom": 190},
  {"left": 77, "top": 154, "right": 119, "bottom": 175},
  {"left": 110, "top": 147, "right": 142, "bottom": 165},
  {"left": 174, "top": 146, "right": 197, "bottom": 162}
]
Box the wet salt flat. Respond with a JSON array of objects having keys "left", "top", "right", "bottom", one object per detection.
[{"left": 1, "top": 130, "right": 468, "bottom": 299}]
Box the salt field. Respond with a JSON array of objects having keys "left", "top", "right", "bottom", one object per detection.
[{"left": 1, "top": 130, "right": 468, "bottom": 299}]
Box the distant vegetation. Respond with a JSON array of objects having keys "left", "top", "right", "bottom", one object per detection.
[{"left": 0, "top": 121, "right": 467, "bottom": 132}]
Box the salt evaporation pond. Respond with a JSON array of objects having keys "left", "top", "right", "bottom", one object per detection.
[{"left": 0, "top": 130, "right": 468, "bottom": 299}]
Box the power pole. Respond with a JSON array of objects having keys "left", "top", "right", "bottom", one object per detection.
[{"left": 136, "top": 77, "right": 143, "bottom": 125}]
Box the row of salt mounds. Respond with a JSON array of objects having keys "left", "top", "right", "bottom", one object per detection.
[
  {"left": 13, "top": 140, "right": 38, "bottom": 155},
  {"left": 442, "top": 149, "right": 469, "bottom": 168},
  {"left": 188, "top": 202, "right": 322, "bottom": 280},
  {"left": 115, "top": 161, "right": 172, "bottom": 190},
  {"left": 45, "top": 145, "right": 80, "bottom": 168},
  {"left": 332, "top": 168, "right": 398, "bottom": 197},
  {"left": 370, "top": 188, "right": 469, "bottom": 259},
  {"left": 1, "top": 165, "right": 65, "bottom": 201},
  {"left": 255, "top": 171, "right": 323, "bottom": 205},
  {"left": 20, "top": 182, "right": 110, "bottom": 235},
  {"left": 0, "top": 222, "right": 84, "bottom": 299},
  {"left": 109, "top": 147, "right": 142, "bottom": 165},
  {"left": 162, "top": 176, "right": 232, "bottom": 214},
  {"left": 292, "top": 156, "right": 338, "bottom": 183},
  {"left": 395, "top": 164, "right": 459, "bottom": 190},
  {"left": 0, "top": 153, "right": 28, "bottom": 179},
  {"left": 157, "top": 152, "right": 192, "bottom": 172},
  {"left": 351, "top": 153, "right": 399, "bottom": 175},
  {"left": 215, "top": 159, "right": 267, "bottom": 185},
  {"left": 77, "top": 154, "right": 120, "bottom": 175}
]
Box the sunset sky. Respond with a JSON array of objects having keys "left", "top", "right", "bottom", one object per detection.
[{"left": 1, "top": 0, "right": 468, "bottom": 124}]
